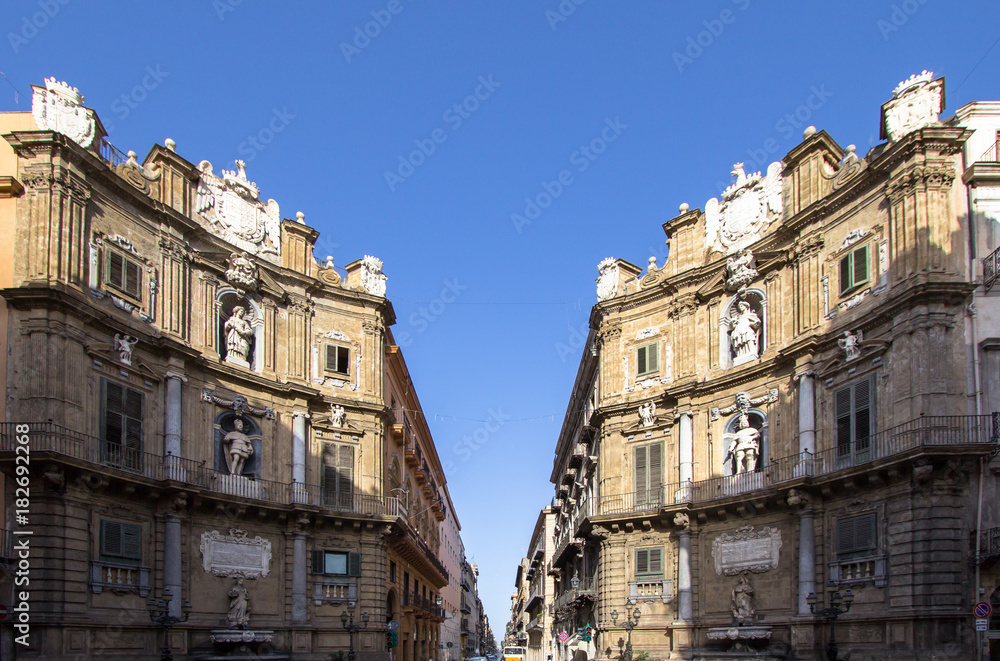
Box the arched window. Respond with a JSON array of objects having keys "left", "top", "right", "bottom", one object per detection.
[
  {"left": 722, "top": 409, "right": 768, "bottom": 476},
  {"left": 720, "top": 289, "right": 766, "bottom": 368}
]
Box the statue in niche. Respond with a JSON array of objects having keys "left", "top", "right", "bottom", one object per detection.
[
  {"left": 227, "top": 578, "right": 251, "bottom": 628},
  {"left": 731, "top": 574, "right": 755, "bottom": 625},
  {"left": 331, "top": 404, "right": 346, "bottom": 428},
  {"left": 730, "top": 300, "right": 761, "bottom": 362},
  {"left": 726, "top": 413, "right": 760, "bottom": 474},
  {"left": 224, "top": 417, "right": 254, "bottom": 476},
  {"left": 639, "top": 401, "right": 656, "bottom": 427},
  {"left": 113, "top": 333, "right": 138, "bottom": 365},
  {"left": 225, "top": 305, "right": 253, "bottom": 363}
]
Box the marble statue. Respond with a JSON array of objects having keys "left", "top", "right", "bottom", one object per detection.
[
  {"left": 331, "top": 404, "right": 346, "bottom": 428},
  {"left": 730, "top": 300, "right": 761, "bottom": 361},
  {"left": 731, "top": 574, "right": 755, "bottom": 625},
  {"left": 225, "top": 306, "right": 253, "bottom": 363},
  {"left": 228, "top": 578, "right": 250, "bottom": 628},
  {"left": 727, "top": 413, "right": 760, "bottom": 474},
  {"left": 224, "top": 418, "right": 254, "bottom": 476},
  {"left": 639, "top": 401, "right": 656, "bottom": 427},
  {"left": 838, "top": 330, "right": 862, "bottom": 362},
  {"left": 113, "top": 333, "right": 138, "bottom": 365}
]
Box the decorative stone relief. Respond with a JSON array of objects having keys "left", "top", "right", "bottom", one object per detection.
[
  {"left": 711, "top": 390, "right": 777, "bottom": 421},
  {"left": 113, "top": 333, "right": 137, "bottom": 365},
  {"left": 636, "top": 327, "right": 658, "bottom": 340},
  {"left": 202, "top": 391, "right": 275, "bottom": 420},
  {"left": 725, "top": 249, "right": 757, "bottom": 293},
  {"left": 324, "top": 330, "right": 350, "bottom": 341},
  {"left": 639, "top": 401, "right": 656, "bottom": 427},
  {"left": 712, "top": 525, "right": 782, "bottom": 575},
  {"left": 596, "top": 258, "right": 619, "bottom": 301},
  {"left": 31, "top": 78, "right": 96, "bottom": 148},
  {"left": 200, "top": 529, "right": 272, "bottom": 579},
  {"left": 116, "top": 151, "right": 161, "bottom": 194},
  {"left": 195, "top": 160, "right": 281, "bottom": 261},
  {"left": 882, "top": 71, "right": 943, "bottom": 142},
  {"left": 705, "top": 162, "right": 783, "bottom": 254},
  {"left": 360, "top": 255, "right": 387, "bottom": 297},
  {"left": 225, "top": 252, "right": 258, "bottom": 296},
  {"left": 838, "top": 330, "right": 862, "bottom": 361},
  {"left": 841, "top": 228, "right": 869, "bottom": 250}
]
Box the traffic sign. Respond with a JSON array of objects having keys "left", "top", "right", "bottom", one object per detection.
[
  {"left": 977, "top": 618, "right": 989, "bottom": 632},
  {"left": 388, "top": 620, "right": 399, "bottom": 632},
  {"left": 976, "top": 602, "right": 993, "bottom": 619},
  {"left": 0, "top": 604, "right": 8, "bottom": 621},
  {"left": 558, "top": 632, "right": 569, "bottom": 643}
]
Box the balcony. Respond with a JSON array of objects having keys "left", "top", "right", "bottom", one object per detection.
[
  {"left": 402, "top": 592, "right": 446, "bottom": 619},
  {"left": 972, "top": 526, "right": 1000, "bottom": 567},
  {"left": 90, "top": 561, "right": 151, "bottom": 596},
  {"left": 984, "top": 243, "right": 1000, "bottom": 292},
  {"left": 553, "top": 574, "right": 596, "bottom": 614},
  {"left": 628, "top": 578, "right": 673, "bottom": 604},
  {"left": 595, "top": 414, "right": 997, "bottom": 516},
  {"left": 313, "top": 579, "right": 357, "bottom": 606},
  {"left": 461, "top": 578, "right": 471, "bottom": 592},
  {"left": 460, "top": 598, "right": 472, "bottom": 614},
  {"left": 0, "top": 423, "right": 405, "bottom": 518}
]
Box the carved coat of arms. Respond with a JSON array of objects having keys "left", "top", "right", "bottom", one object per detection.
[
  {"left": 359, "top": 255, "right": 387, "bottom": 297},
  {"left": 882, "top": 71, "right": 943, "bottom": 142},
  {"left": 31, "top": 78, "right": 96, "bottom": 148},
  {"left": 596, "top": 258, "right": 619, "bottom": 302},
  {"left": 706, "top": 163, "right": 783, "bottom": 254},
  {"left": 196, "top": 160, "right": 281, "bottom": 263}
]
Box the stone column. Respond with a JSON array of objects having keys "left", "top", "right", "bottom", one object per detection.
[
  {"left": 165, "top": 513, "right": 182, "bottom": 617},
  {"left": 292, "top": 412, "right": 309, "bottom": 503},
  {"left": 292, "top": 531, "right": 308, "bottom": 623},
  {"left": 164, "top": 373, "right": 185, "bottom": 480},
  {"left": 797, "top": 509, "right": 816, "bottom": 615},
  {"left": 678, "top": 412, "right": 693, "bottom": 501},
  {"left": 677, "top": 529, "right": 692, "bottom": 620},
  {"left": 797, "top": 372, "right": 815, "bottom": 454}
]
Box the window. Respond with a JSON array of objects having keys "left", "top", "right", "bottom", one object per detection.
[
  {"left": 311, "top": 550, "right": 361, "bottom": 576},
  {"left": 325, "top": 344, "right": 350, "bottom": 375},
  {"left": 101, "top": 379, "right": 143, "bottom": 471},
  {"left": 322, "top": 442, "right": 354, "bottom": 509},
  {"left": 100, "top": 520, "right": 142, "bottom": 565},
  {"left": 636, "top": 343, "right": 659, "bottom": 376},
  {"left": 390, "top": 561, "right": 396, "bottom": 583},
  {"left": 633, "top": 442, "right": 663, "bottom": 506},
  {"left": 105, "top": 248, "right": 143, "bottom": 301},
  {"left": 839, "top": 244, "right": 869, "bottom": 295},
  {"left": 837, "top": 513, "right": 877, "bottom": 559},
  {"left": 634, "top": 547, "right": 663, "bottom": 579},
  {"left": 835, "top": 377, "right": 874, "bottom": 464}
]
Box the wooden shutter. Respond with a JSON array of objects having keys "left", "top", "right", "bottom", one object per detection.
[
  {"left": 101, "top": 520, "right": 122, "bottom": 557},
  {"left": 636, "top": 346, "right": 647, "bottom": 375},
  {"left": 635, "top": 548, "right": 648, "bottom": 575},
  {"left": 122, "top": 524, "right": 142, "bottom": 560},
  {"left": 854, "top": 379, "right": 872, "bottom": 444},
  {"left": 835, "top": 386, "right": 852, "bottom": 453},
  {"left": 853, "top": 245, "right": 868, "bottom": 286},
  {"left": 648, "top": 548, "right": 663, "bottom": 576},
  {"left": 108, "top": 251, "right": 125, "bottom": 289},
  {"left": 104, "top": 381, "right": 124, "bottom": 447},
  {"left": 312, "top": 549, "right": 325, "bottom": 574},
  {"left": 348, "top": 551, "right": 362, "bottom": 577},
  {"left": 338, "top": 445, "right": 354, "bottom": 508},
  {"left": 322, "top": 443, "right": 339, "bottom": 506},
  {"left": 648, "top": 443, "right": 662, "bottom": 493},
  {"left": 124, "top": 259, "right": 142, "bottom": 298},
  {"left": 634, "top": 445, "right": 647, "bottom": 495},
  {"left": 325, "top": 345, "right": 337, "bottom": 371},
  {"left": 838, "top": 513, "right": 876, "bottom": 557},
  {"left": 646, "top": 344, "right": 658, "bottom": 373}
]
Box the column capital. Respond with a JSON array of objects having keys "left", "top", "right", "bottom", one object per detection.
[
  {"left": 165, "top": 371, "right": 188, "bottom": 382},
  {"left": 793, "top": 369, "right": 815, "bottom": 382},
  {"left": 293, "top": 410, "right": 311, "bottom": 419}
]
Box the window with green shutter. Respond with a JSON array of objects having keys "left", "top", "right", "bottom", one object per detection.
[
  {"left": 324, "top": 344, "right": 350, "bottom": 375},
  {"left": 839, "top": 244, "right": 870, "bottom": 295},
  {"left": 636, "top": 343, "right": 659, "bottom": 376},
  {"left": 105, "top": 248, "right": 143, "bottom": 302},
  {"left": 322, "top": 442, "right": 354, "bottom": 509},
  {"left": 635, "top": 547, "right": 664, "bottom": 579},
  {"left": 101, "top": 378, "right": 144, "bottom": 471},
  {"left": 836, "top": 513, "right": 877, "bottom": 559},
  {"left": 634, "top": 442, "right": 663, "bottom": 506},
  {"left": 310, "top": 549, "right": 362, "bottom": 576},
  {"left": 835, "top": 377, "right": 874, "bottom": 463},
  {"left": 100, "top": 520, "right": 142, "bottom": 565}
]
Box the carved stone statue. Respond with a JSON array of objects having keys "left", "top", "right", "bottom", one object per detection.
[
  {"left": 727, "top": 414, "right": 761, "bottom": 474},
  {"left": 725, "top": 249, "right": 757, "bottom": 292},
  {"left": 226, "top": 251, "right": 258, "bottom": 294},
  {"left": 731, "top": 574, "right": 755, "bottom": 625},
  {"left": 228, "top": 578, "right": 250, "bottom": 628},
  {"left": 225, "top": 305, "right": 253, "bottom": 365},
  {"left": 331, "top": 404, "right": 346, "bottom": 428},
  {"left": 639, "top": 401, "right": 656, "bottom": 427},
  {"left": 730, "top": 300, "right": 761, "bottom": 362},
  {"left": 838, "top": 330, "right": 862, "bottom": 361},
  {"left": 113, "top": 333, "right": 138, "bottom": 365},
  {"left": 224, "top": 418, "right": 254, "bottom": 476}
]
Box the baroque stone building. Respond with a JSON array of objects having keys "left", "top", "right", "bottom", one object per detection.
[
  {"left": 523, "top": 72, "right": 1000, "bottom": 660},
  {"left": 0, "top": 78, "right": 460, "bottom": 660}
]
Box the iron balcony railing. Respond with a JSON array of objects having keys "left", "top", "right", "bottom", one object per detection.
[
  {"left": 974, "top": 526, "right": 1000, "bottom": 559},
  {"left": 597, "top": 414, "right": 997, "bottom": 516},
  {"left": 99, "top": 137, "right": 130, "bottom": 168},
  {"left": 553, "top": 574, "right": 596, "bottom": 612},
  {"left": 984, "top": 243, "right": 1000, "bottom": 292},
  {"left": 0, "top": 423, "right": 404, "bottom": 517}
]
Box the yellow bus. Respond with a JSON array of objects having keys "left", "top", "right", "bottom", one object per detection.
[{"left": 503, "top": 646, "right": 526, "bottom": 661}]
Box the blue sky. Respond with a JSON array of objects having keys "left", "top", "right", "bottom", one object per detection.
[{"left": 4, "top": 0, "right": 1000, "bottom": 636}]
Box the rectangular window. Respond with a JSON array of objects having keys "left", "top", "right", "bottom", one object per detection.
[
  {"left": 839, "top": 244, "right": 869, "bottom": 295},
  {"left": 390, "top": 561, "right": 396, "bottom": 583},
  {"left": 633, "top": 442, "right": 663, "bottom": 506},
  {"left": 105, "top": 248, "right": 143, "bottom": 301},
  {"left": 835, "top": 377, "right": 874, "bottom": 464},
  {"left": 325, "top": 344, "right": 350, "bottom": 375},
  {"left": 100, "top": 520, "right": 142, "bottom": 565},
  {"left": 101, "top": 379, "right": 143, "bottom": 471},
  {"left": 311, "top": 550, "right": 362, "bottom": 576},
  {"left": 836, "top": 513, "right": 877, "bottom": 559},
  {"left": 635, "top": 547, "right": 663, "bottom": 579},
  {"left": 322, "top": 442, "right": 354, "bottom": 509},
  {"left": 636, "top": 343, "right": 659, "bottom": 377}
]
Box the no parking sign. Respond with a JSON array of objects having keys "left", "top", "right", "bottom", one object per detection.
[{"left": 976, "top": 602, "right": 993, "bottom": 619}]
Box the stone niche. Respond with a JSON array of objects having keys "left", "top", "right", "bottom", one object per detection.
[{"left": 214, "top": 412, "right": 263, "bottom": 478}]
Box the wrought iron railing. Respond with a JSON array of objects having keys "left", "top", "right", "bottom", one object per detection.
[
  {"left": 99, "top": 137, "right": 129, "bottom": 168},
  {"left": 596, "top": 414, "right": 996, "bottom": 516},
  {"left": 552, "top": 574, "right": 595, "bottom": 612},
  {"left": 984, "top": 243, "right": 1000, "bottom": 292}
]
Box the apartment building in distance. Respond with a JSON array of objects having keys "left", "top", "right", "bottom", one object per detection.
[
  {"left": 515, "top": 71, "right": 1000, "bottom": 660},
  {"left": 0, "top": 77, "right": 466, "bottom": 661}
]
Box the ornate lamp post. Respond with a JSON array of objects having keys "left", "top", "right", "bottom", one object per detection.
[
  {"left": 610, "top": 606, "right": 641, "bottom": 661},
  {"left": 806, "top": 587, "right": 854, "bottom": 661},
  {"left": 146, "top": 595, "right": 192, "bottom": 661},
  {"left": 341, "top": 609, "right": 370, "bottom": 661}
]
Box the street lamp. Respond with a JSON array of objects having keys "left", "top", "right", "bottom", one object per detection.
[
  {"left": 610, "top": 606, "right": 641, "bottom": 661},
  {"left": 807, "top": 586, "right": 854, "bottom": 661},
  {"left": 341, "top": 609, "right": 370, "bottom": 661},
  {"left": 146, "top": 595, "right": 192, "bottom": 661}
]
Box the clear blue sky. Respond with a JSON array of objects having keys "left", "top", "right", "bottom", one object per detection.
[{"left": 3, "top": 0, "right": 999, "bottom": 636}]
